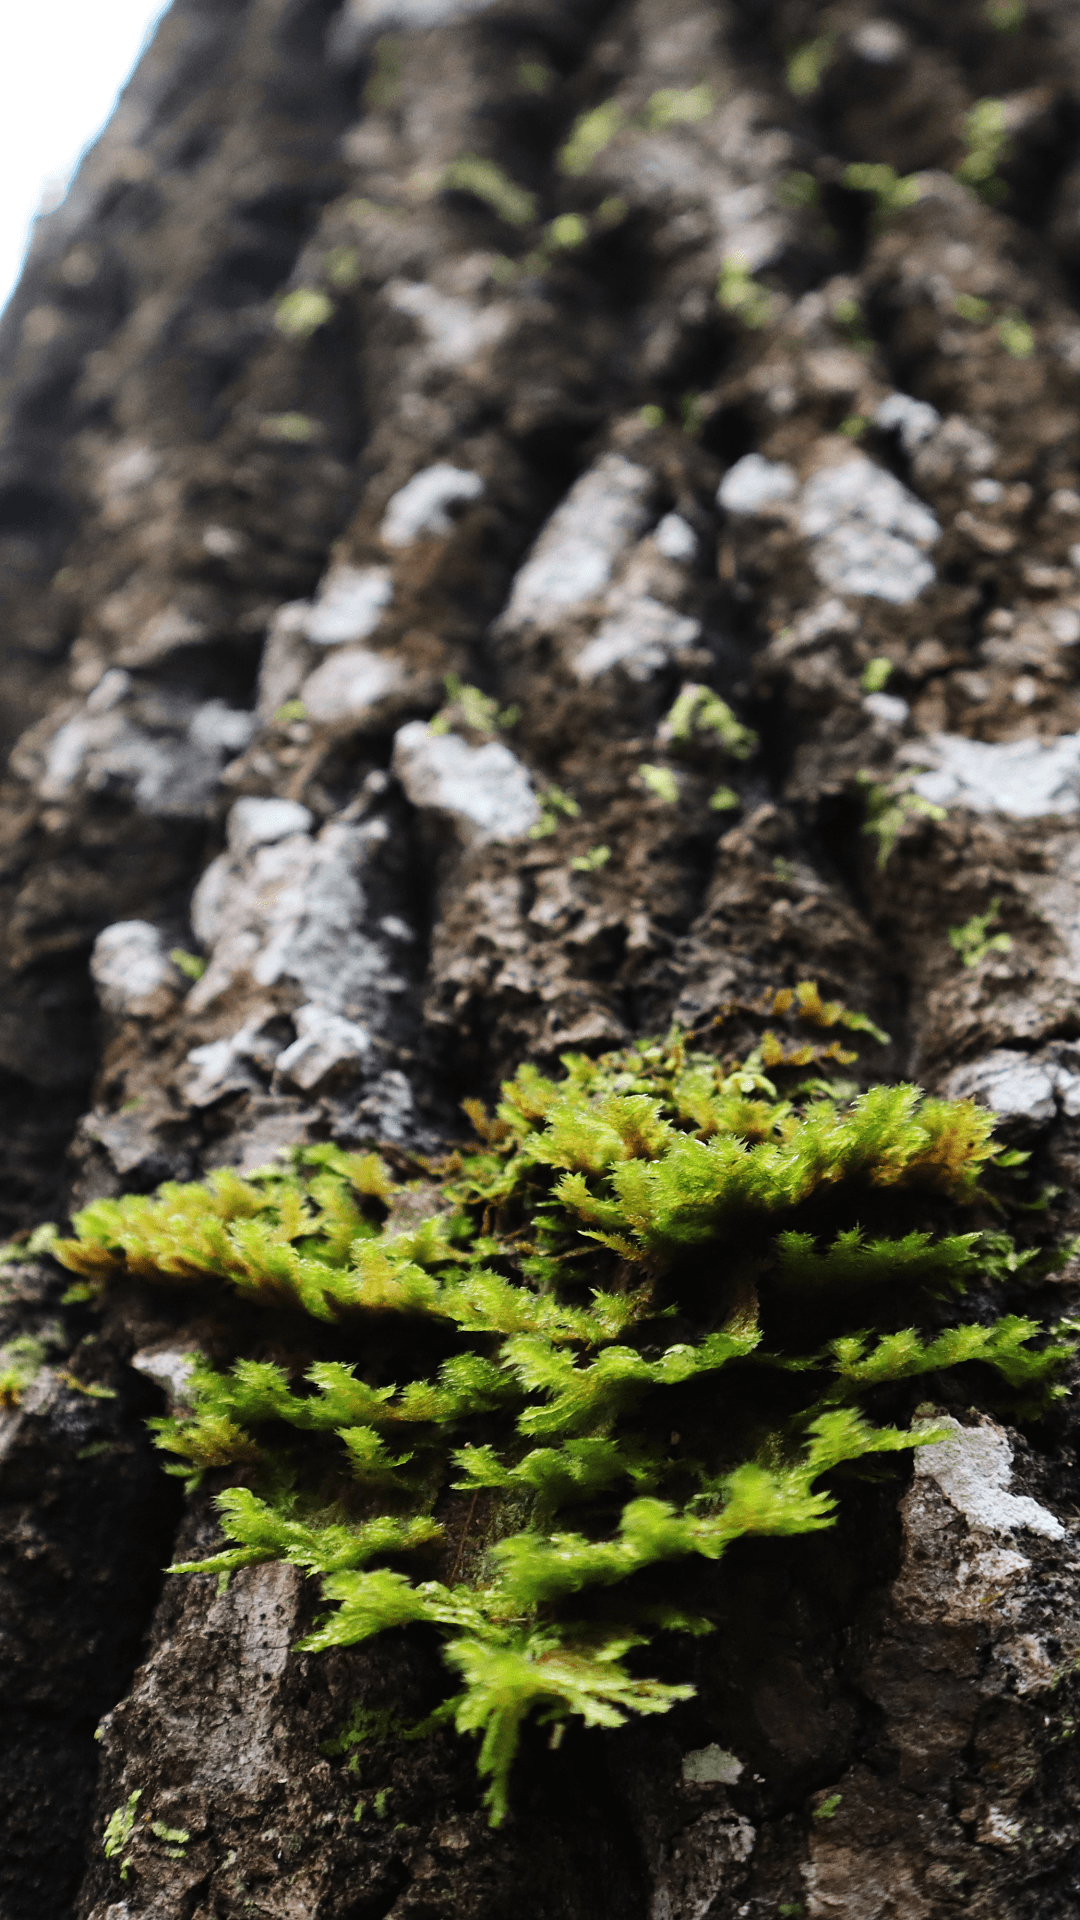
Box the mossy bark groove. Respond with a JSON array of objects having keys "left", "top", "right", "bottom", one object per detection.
[{"left": 5, "top": 0, "right": 1080, "bottom": 1913}]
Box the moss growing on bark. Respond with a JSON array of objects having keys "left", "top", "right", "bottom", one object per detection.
[{"left": 57, "top": 989, "right": 1074, "bottom": 1824}]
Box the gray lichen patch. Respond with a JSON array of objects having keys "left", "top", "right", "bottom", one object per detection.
[
  {"left": 798, "top": 454, "right": 939, "bottom": 604},
  {"left": 914, "top": 1417, "right": 1066, "bottom": 1541},
  {"left": 495, "top": 453, "right": 655, "bottom": 634},
  {"left": 907, "top": 731, "right": 1080, "bottom": 817},
  {"left": 188, "top": 810, "right": 401, "bottom": 1021},
  {"left": 274, "top": 1002, "right": 372, "bottom": 1092},
  {"left": 681, "top": 1745, "right": 745, "bottom": 1787},
  {"left": 91, "top": 922, "right": 182, "bottom": 1020},
  {"left": 380, "top": 464, "right": 485, "bottom": 548},
  {"left": 942, "top": 1050, "right": 1060, "bottom": 1128},
  {"left": 573, "top": 593, "right": 701, "bottom": 684},
  {"left": 12, "top": 690, "right": 256, "bottom": 818},
  {"left": 299, "top": 646, "right": 413, "bottom": 730},
  {"left": 719, "top": 446, "right": 939, "bottom": 605},
  {"left": 392, "top": 719, "right": 540, "bottom": 845},
  {"left": 302, "top": 564, "right": 395, "bottom": 646}
]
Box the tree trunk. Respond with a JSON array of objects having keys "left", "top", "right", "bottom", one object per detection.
[{"left": 4, "top": 0, "right": 1080, "bottom": 1913}]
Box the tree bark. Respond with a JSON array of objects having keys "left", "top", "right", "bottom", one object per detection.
[{"left": 3, "top": 0, "right": 1080, "bottom": 1913}]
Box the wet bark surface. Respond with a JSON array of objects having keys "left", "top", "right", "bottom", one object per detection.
[{"left": 6, "top": 0, "right": 1080, "bottom": 1912}]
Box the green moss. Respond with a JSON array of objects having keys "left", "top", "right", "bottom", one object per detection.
[
  {"left": 275, "top": 290, "right": 334, "bottom": 342},
  {"left": 559, "top": 101, "right": 626, "bottom": 176},
  {"left": 948, "top": 900, "right": 1012, "bottom": 969},
  {"left": 58, "top": 998, "right": 1074, "bottom": 1825},
  {"left": 860, "top": 658, "right": 893, "bottom": 695},
  {"left": 645, "top": 85, "right": 713, "bottom": 130},
  {"left": 171, "top": 947, "right": 207, "bottom": 981},
  {"left": 680, "top": 391, "right": 706, "bottom": 436},
  {"left": 957, "top": 98, "right": 1010, "bottom": 201},
  {"left": 546, "top": 213, "right": 588, "bottom": 251},
  {"left": 777, "top": 171, "right": 819, "bottom": 209},
  {"left": 103, "top": 1790, "right": 141, "bottom": 1879},
  {"left": 842, "top": 163, "right": 921, "bottom": 216},
  {"left": 517, "top": 60, "right": 553, "bottom": 95},
  {"left": 857, "top": 771, "right": 946, "bottom": 869},
  {"left": 441, "top": 157, "right": 536, "bottom": 228},
  {"left": 528, "top": 785, "right": 580, "bottom": 839},
  {"left": 364, "top": 36, "right": 403, "bottom": 109},
  {"left": 322, "top": 1700, "right": 450, "bottom": 1769},
  {"left": 665, "top": 684, "right": 758, "bottom": 760},
  {"left": 716, "top": 255, "right": 773, "bottom": 329},
  {"left": 429, "top": 675, "right": 519, "bottom": 738},
  {"left": 996, "top": 312, "right": 1034, "bottom": 359},
  {"left": 150, "top": 1820, "right": 190, "bottom": 1855},
  {"left": 0, "top": 1334, "right": 50, "bottom": 1408},
  {"left": 638, "top": 764, "right": 679, "bottom": 805},
  {"left": 259, "top": 413, "right": 318, "bottom": 444},
  {"left": 786, "top": 34, "right": 834, "bottom": 98},
  {"left": 985, "top": 0, "right": 1024, "bottom": 25},
  {"left": 0, "top": 1221, "right": 58, "bottom": 1266}
]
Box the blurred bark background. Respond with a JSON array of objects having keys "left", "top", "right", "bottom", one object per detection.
[{"left": 5, "top": 0, "right": 1080, "bottom": 1913}]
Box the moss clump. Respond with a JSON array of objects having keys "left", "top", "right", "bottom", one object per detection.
[{"left": 57, "top": 989, "right": 1074, "bottom": 1823}]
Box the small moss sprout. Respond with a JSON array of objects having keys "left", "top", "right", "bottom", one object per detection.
[
  {"left": 171, "top": 948, "right": 207, "bottom": 982},
  {"left": 275, "top": 290, "right": 334, "bottom": 342},
  {"left": 680, "top": 392, "right": 706, "bottom": 437},
  {"left": 957, "top": 99, "right": 1010, "bottom": 201},
  {"left": 150, "top": 1820, "right": 191, "bottom": 1858},
  {"left": 786, "top": 34, "right": 835, "bottom": 98},
  {"left": 442, "top": 157, "right": 536, "bottom": 228},
  {"left": 517, "top": 60, "right": 553, "bottom": 94},
  {"left": 861, "top": 658, "right": 894, "bottom": 694},
  {"left": 559, "top": 87, "right": 712, "bottom": 177},
  {"left": 0, "top": 1334, "right": 50, "bottom": 1408},
  {"left": 0, "top": 1221, "right": 58, "bottom": 1266},
  {"left": 324, "top": 247, "right": 361, "bottom": 290},
  {"left": 857, "top": 771, "right": 946, "bottom": 869},
  {"left": 842, "top": 163, "right": 920, "bottom": 216},
  {"left": 571, "top": 845, "right": 611, "bottom": 872},
  {"left": 638, "top": 764, "right": 680, "bottom": 804},
  {"left": 996, "top": 312, "right": 1034, "bottom": 359},
  {"left": 777, "top": 171, "right": 819, "bottom": 209},
  {"left": 559, "top": 101, "right": 627, "bottom": 176},
  {"left": 547, "top": 213, "right": 588, "bottom": 251},
  {"left": 645, "top": 85, "right": 713, "bottom": 130},
  {"left": 956, "top": 293, "right": 991, "bottom": 324},
  {"left": 103, "top": 1790, "right": 142, "bottom": 1879},
  {"left": 430, "top": 675, "right": 519, "bottom": 739},
  {"left": 949, "top": 901, "right": 1013, "bottom": 968},
  {"left": 259, "top": 413, "right": 318, "bottom": 443},
  {"left": 717, "top": 255, "right": 773, "bottom": 329},
  {"left": 664, "top": 684, "right": 758, "bottom": 760},
  {"left": 813, "top": 1792, "right": 842, "bottom": 1820},
  {"left": 529, "top": 785, "right": 581, "bottom": 839},
  {"left": 364, "top": 36, "right": 403, "bottom": 109}
]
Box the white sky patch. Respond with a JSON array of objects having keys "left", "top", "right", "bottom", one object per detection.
[{"left": 0, "top": 1, "right": 169, "bottom": 317}]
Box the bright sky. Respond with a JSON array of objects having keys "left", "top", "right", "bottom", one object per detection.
[{"left": 0, "top": 0, "right": 170, "bottom": 316}]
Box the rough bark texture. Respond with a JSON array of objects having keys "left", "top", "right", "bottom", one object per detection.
[{"left": 6, "top": 0, "right": 1080, "bottom": 1913}]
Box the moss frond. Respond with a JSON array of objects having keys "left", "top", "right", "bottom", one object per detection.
[{"left": 62, "top": 990, "right": 1073, "bottom": 1826}]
